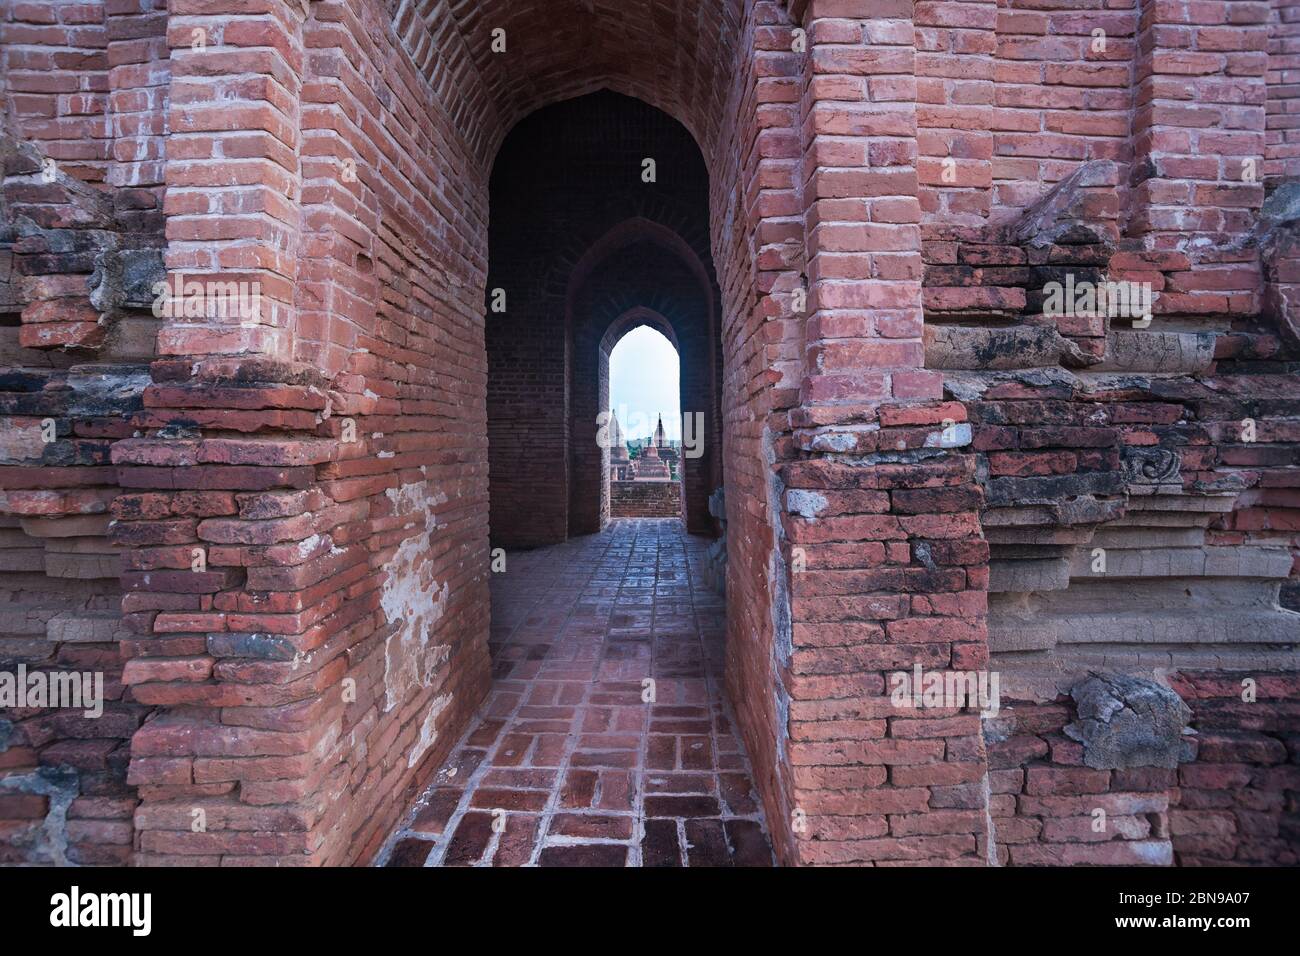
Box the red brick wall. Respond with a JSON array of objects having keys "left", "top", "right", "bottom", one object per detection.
[
  {"left": 1267, "top": 0, "right": 1300, "bottom": 178},
  {"left": 609, "top": 481, "right": 683, "bottom": 519},
  {"left": 1169, "top": 672, "right": 1300, "bottom": 865},
  {"left": 992, "top": 0, "right": 1136, "bottom": 224},
  {"left": 0, "top": 0, "right": 168, "bottom": 221},
  {"left": 988, "top": 699, "right": 1173, "bottom": 866},
  {"left": 985, "top": 674, "right": 1299, "bottom": 866},
  {"left": 117, "top": 0, "right": 495, "bottom": 865},
  {"left": 712, "top": 0, "right": 805, "bottom": 866},
  {"left": 1, "top": 130, "right": 161, "bottom": 864},
  {"left": 1, "top": 0, "right": 111, "bottom": 185}
]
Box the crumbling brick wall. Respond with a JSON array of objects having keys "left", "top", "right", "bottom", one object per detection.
[
  {"left": 921, "top": 145, "right": 1299, "bottom": 863},
  {"left": 0, "top": 131, "right": 162, "bottom": 864},
  {"left": 1169, "top": 672, "right": 1299, "bottom": 864}
]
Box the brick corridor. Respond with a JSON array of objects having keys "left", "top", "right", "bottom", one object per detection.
[{"left": 380, "top": 518, "right": 774, "bottom": 867}]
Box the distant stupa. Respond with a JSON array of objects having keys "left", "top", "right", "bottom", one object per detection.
[
  {"left": 634, "top": 412, "right": 670, "bottom": 480},
  {"left": 608, "top": 411, "right": 632, "bottom": 480}
]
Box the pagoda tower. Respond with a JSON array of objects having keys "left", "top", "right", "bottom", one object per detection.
[
  {"left": 635, "top": 412, "right": 670, "bottom": 480},
  {"left": 609, "top": 411, "right": 632, "bottom": 480}
]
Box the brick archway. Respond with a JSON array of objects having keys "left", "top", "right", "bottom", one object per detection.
[
  {"left": 563, "top": 224, "right": 721, "bottom": 539},
  {"left": 595, "top": 308, "right": 685, "bottom": 528},
  {"left": 486, "top": 93, "right": 720, "bottom": 548}
]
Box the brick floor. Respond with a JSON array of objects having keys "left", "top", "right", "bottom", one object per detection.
[{"left": 379, "top": 518, "right": 774, "bottom": 867}]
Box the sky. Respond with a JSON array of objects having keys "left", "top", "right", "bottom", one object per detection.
[{"left": 609, "top": 325, "right": 680, "bottom": 442}]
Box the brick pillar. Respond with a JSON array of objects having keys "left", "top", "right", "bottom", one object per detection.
[
  {"left": 106, "top": 0, "right": 169, "bottom": 232},
  {"left": 1266, "top": 0, "right": 1300, "bottom": 179},
  {"left": 779, "top": 0, "right": 993, "bottom": 865},
  {"left": 915, "top": 0, "right": 996, "bottom": 224},
  {"left": 154, "top": 0, "right": 303, "bottom": 360},
  {"left": 1130, "top": 0, "right": 1269, "bottom": 317},
  {"left": 116, "top": 0, "right": 329, "bottom": 865}
]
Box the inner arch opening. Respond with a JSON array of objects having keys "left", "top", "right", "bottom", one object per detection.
[{"left": 605, "top": 320, "right": 684, "bottom": 523}]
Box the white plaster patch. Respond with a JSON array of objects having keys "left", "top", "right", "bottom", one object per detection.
[
  {"left": 381, "top": 475, "right": 450, "bottom": 713},
  {"left": 925, "top": 422, "right": 971, "bottom": 449},
  {"left": 810, "top": 433, "right": 857, "bottom": 453},
  {"left": 408, "top": 693, "right": 452, "bottom": 768},
  {"left": 786, "top": 489, "right": 828, "bottom": 518}
]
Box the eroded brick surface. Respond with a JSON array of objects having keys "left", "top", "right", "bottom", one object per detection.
[{"left": 380, "top": 520, "right": 774, "bottom": 867}]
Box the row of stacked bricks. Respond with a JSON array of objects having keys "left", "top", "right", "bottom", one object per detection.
[
  {"left": 110, "top": 369, "right": 344, "bottom": 863},
  {"left": 986, "top": 697, "right": 1179, "bottom": 867},
  {"left": 777, "top": 0, "right": 994, "bottom": 865},
  {"left": 984, "top": 675, "right": 1300, "bottom": 866}
]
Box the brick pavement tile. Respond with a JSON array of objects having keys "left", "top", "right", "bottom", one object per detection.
[
  {"left": 559, "top": 768, "right": 598, "bottom": 808},
  {"left": 537, "top": 844, "right": 629, "bottom": 867},
  {"left": 467, "top": 718, "right": 507, "bottom": 748},
  {"left": 646, "top": 735, "right": 676, "bottom": 770},
  {"left": 492, "top": 734, "right": 533, "bottom": 766},
  {"left": 681, "top": 735, "right": 714, "bottom": 770},
  {"left": 470, "top": 788, "right": 550, "bottom": 812},
  {"left": 719, "top": 772, "right": 759, "bottom": 815},
  {"left": 385, "top": 838, "right": 433, "bottom": 867},
  {"left": 570, "top": 750, "right": 638, "bottom": 769},
  {"left": 386, "top": 520, "right": 775, "bottom": 868},
  {"left": 593, "top": 771, "right": 634, "bottom": 811},
  {"left": 493, "top": 814, "right": 541, "bottom": 867},
  {"left": 549, "top": 813, "right": 636, "bottom": 840},
  {"left": 531, "top": 734, "right": 568, "bottom": 766},
  {"left": 685, "top": 819, "right": 732, "bottom": 867},
  {"left": 641, "top": 819, "right": 682, "bottom": 867},
  {"left": 644, "top": 773, "right": 714, "bottom": 794},
  {"left": 481, "top": 767, "right": 558, "bottom": 789},
  {"left": 438, "top": 748, "right": 487, "bottom": 782},
  {"left": 644, "top": 795, "right": 721, "bottom": 818},
  {"left": 726, "top": 819, "right": 775, "bottom": 867},
  {"left": 411, "top": 788, "right": 462, "bottom": 833},
  {"left": 443, "top": 812, "right": 495, "bottom": 866}
]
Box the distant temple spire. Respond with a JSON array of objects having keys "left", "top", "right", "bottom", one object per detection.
[
  {"left": 654, "top": 413, "right": 666, "bottom": 448},
  {"left": 610, "top": 410, "right": 627, "bottom": 458},
  {"left": 608, "top": 411, "right": 632, "bottom": 480}
]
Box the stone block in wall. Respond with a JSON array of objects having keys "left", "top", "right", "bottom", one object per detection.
[{"left": 1064, "top": 674, "right": 1193, "bottom": 770}]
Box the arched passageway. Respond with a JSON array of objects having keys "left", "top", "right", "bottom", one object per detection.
[
  {"left": 380, "top": 91, "right": 770, "bottom": 866},
  {"left": 485, "top": 92, "right": 722, "bottom": 547},
  {"left": 97, "top": 0, "right": 811, "bottom": 870}
]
